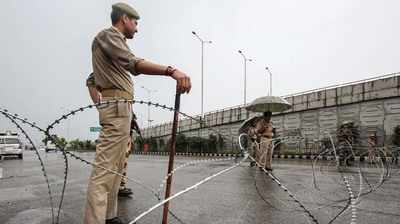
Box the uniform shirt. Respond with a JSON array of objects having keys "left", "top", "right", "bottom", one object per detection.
[
  {"left": 86, "top": 72, "right": 142, "bottom": 137},
  {"left": 86, "top": 73, "right": 95, "bottom": 87},
  {"left": 91, "top": 26, "right": 143, "bottom": 97},
  {"left": 249, "top": 118, "right": 273, "bottom": 139}
]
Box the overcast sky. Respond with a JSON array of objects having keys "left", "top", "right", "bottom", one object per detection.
[{"left": 1, "top": 0, "right": 400, "bottom": 143}]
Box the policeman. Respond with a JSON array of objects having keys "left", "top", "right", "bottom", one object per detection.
[
  {"left": 248, "top": 112, "right": 274, "bottom": 171},
  {"left": 84, "top": 3, "right": 191, "bottom": 224}
]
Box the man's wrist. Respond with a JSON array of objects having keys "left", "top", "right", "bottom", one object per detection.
[{"left": 164, "top": 66, "right": 177, "bottom": 77}]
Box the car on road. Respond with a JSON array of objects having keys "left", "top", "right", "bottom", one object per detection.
[{"left": 0, "top": 132, "right": 23, "bottom": 159}]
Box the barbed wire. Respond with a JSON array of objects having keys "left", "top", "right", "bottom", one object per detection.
[
  {"left": 0, "top": 99, "right": 246, "bottom": 223},
  {"left": 1, "top": 99, "right": 399, "bottom": 224},
  {"left": 0, "top": 106, "right": 187, "bottom": 224},
  {"left": 0, "top": 110, "right": 55, "bottom": 224},
  {"left": 156, "top": 156, "right": 237, "bottom": 197},
  {"left": 128, "top": 153, "right": 250, "bottom": 224},
  {"left": 238, "top": 134, "right": 320, "bottom": 224},
  {"left": 313, "top": 133, "right": 395, "bottom": 224}
]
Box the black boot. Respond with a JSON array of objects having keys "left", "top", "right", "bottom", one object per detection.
[
  {"left": 118, "top": 187, "right": 133, "bottom": 197},
  {"left": 106, "top": 217, "right": 126, "bottom": 224}
]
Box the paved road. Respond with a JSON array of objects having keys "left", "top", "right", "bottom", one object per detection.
[{"left": 0, "top": 151, "right": 399, "bottom": 224}]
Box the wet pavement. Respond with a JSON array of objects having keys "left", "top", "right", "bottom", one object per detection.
[{"left": 0, "top": 151, "right": 399, "bottom": 224}]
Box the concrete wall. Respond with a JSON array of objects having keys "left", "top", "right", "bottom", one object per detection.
[{"left": 142, "top": 74, "right": 400, "bottom": 151}]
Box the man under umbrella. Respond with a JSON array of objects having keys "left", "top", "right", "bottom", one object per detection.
[
  {"left": 239, "top": 96, "right": 291, "bottom": 171},
  {"left": 248, "top": 111, "right": 274, "bottom": 170}
]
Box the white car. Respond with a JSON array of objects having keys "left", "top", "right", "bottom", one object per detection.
[{"left": 0, "top": 132, "right": 23, "bottom": 159}]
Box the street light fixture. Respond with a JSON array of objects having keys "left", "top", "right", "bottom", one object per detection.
[
  {"left": 238, "top": 50, "right": 253, "bottom": 105},
  {"left": 265, "top": 67, "right": 273, "bottom": 96}
]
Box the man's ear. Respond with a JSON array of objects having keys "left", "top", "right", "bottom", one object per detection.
[
  {"left": 122, "top": 14, "right": 129, "bottom": 24},
  {"left": 121, "top": 14, "right": 126, "bottom": 24}
]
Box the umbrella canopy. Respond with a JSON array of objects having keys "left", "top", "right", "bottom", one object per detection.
[{"left": 245, "top": 96, "right": 291, "bottom": 113}]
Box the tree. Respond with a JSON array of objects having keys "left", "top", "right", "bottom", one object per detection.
[
  {"left": 175, "top": 134, "right": 187, "bottom": 152},
  {"left": 135, "top": 137, "right": 144, "bottom": 151},
  {"left": 217, "top": 134, "right": 225, "bottom": 152},
  {"left": 84, "top": 140, "right": 95, "bottom": 150},
  {"left": 57, "top": 137, "right": 68, "bottom": 149},
  {"left": 149, "top": 137, "right": 158, "bottom": 152},
  {"left": 67, "top": 139, "right": 95, "bottom": 151},
  {"left": 393, "top": 125, "right": 400, "bottom": 146},
  {"left": 208, "top": 134, "right": 217, "bottom": 153},
  {"left": 159, "top": 138, "right": 166, "bottom": 151},
  {"left": 68, "top": 139, "right": 80, "bottom": 150},
  {"left": 42, "top": 135, "right": 67, "bottom": 149}
]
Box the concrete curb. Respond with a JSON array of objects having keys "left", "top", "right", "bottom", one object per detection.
[
  {"left": 272, "top": 154, "right": 399, "bottom": 162},
  {"left": 131, "top": 151, "right": 399, "bottom": 162},
  {"left": 132, "top": 151, "right": 235, "bottom": 157}
]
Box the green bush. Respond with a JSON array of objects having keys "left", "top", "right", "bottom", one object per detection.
[
  {"left": 67, "top": 139, "right": 96, "bottom": 151},
  {"left": 138, "top": 133, "right": 226, "bottom": 153}
]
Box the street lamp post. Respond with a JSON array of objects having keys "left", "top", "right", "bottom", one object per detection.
[
  {"left": 238, "top": 50, "right": 253, "bottom": 105},
  {"left": 265, "top": 67, "right": 273, "bottom": 96},
  {"left": 192, "top": 31, "right": 212, "bottom": 153},
  {"left": 141, "top": 86, "right": 157, "bottom": 128},
  {"left": 192, "top": 31, "right": 212, "bottom": 119}
]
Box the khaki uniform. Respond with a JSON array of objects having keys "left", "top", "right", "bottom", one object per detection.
[
  {"left": 86, "top": 73, "right": 134, "bottom": 192},
  {"left": 91, "top": 27, "right": 142, "bottom": 95},
  {"left": 120, "top": 137, "right": 133, "bottom": 189},
  {"left": 250, "top": 119, "right": 274, "bottom": 169},
  {"left": 84, "top": 26, "right": 142, "bottom": 224}
]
